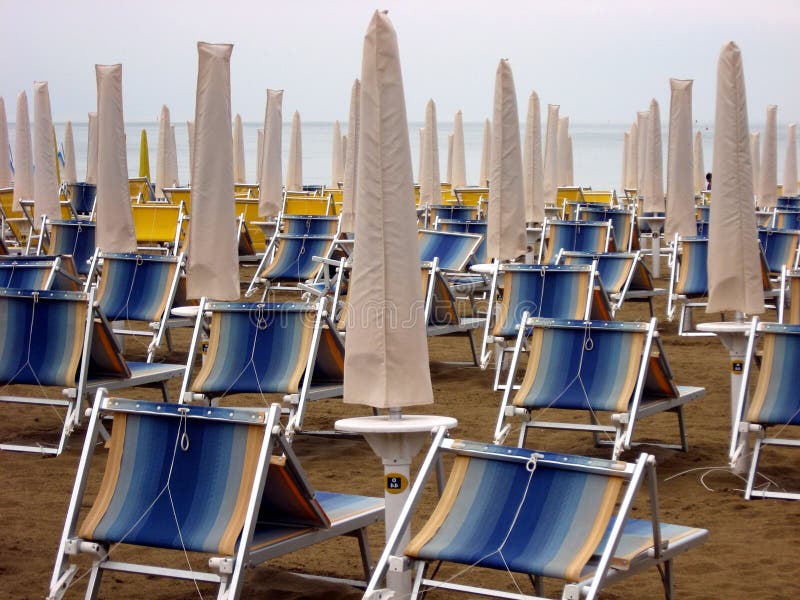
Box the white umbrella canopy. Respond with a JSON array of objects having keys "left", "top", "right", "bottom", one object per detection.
[
  {"left": 784, "top": 123, "right": 797, "bottom": 197},
  {"left": 232, "top": 113, "right": 246, "bottom": 184},
  {"left": 566, "top": 135, "right": 574, "bottom": 186},
  {"left": 486, "top": 59, "right": 526, "bottom": 263},
  {"left": 258, "top": 89, "right": 283, "bottom": 218},
  {"left": 627, "top": 119, "right": 639, "bottom": 191},
  {"left": 32, "top": 81, "right": 60, "bottom": 221},
  {"left": 62, "top": 120, "right": 78, "bottom": 184},
  {"left": 556, "top": 115, "right": 570, "bottom": 186},
  {"left": 286, "top": 110, "right": 303, "bottom": 191},
  {"left": 693, "top": 130, "right": 704, "bottom": 194},
  {"left": 155, "top": 105, "right": 172, "bottom": 196},
  {"left": 445, "top": 132, "right": 453, "bottom": 184},
  {"left": 12, "top": 92, "right": 34, "bottom": 211},
  {"left": 451, "top": 110, "right": 467, "bottom": 188},
  {"left": 636, "top": 110, "right": 650, "bottom": 196},
  {"left": 186, "top": 120, "right": 195, "bottom": 184},
  {"left": 0, "top": 98, "right": 12, "bottom": 188},
  {"left": 186, "top": 42, "right": 239, "bottom": 301},
  {"left": 331, "top": 120, "right": 344, "bottom": 186},
  {"left": 256, "top": 128, "right": 263, "bottom": 183},
  {"left": 665, "top": 79, "right": 695, "bottom": 238},
  {"left": 750, "top": 131, "right": 760, "bottom": 202},
  {"left": 758, "top": 104, "right": 778, "bottom": 208},
  {"left": 523, "top": 91, "right": 544, "bottom": 223},
  {"left": 542, "top": 103, "right": 559, "bottom": 206},
  {"left": 643, "top": 99, "right": 664, "bottom": 213},
  {"left": 479, "top": 118, "right": 491, "bottom": 187},
  {"left": 707, "top": 41, "right": 763, "bottom": 315},
  {"left": 86, "top": 111, "right": 98, "bottom": 184},
  {"left": 167, "top": 124, "right": 179, "bottom": 187},
  {"left": 341, "top": 79, "right": 360, "bottom": 234},
  {"left": 344, "top": 10, "right": 432, "bottom": 410},
  {"left": 95, "top": 65, "right": 136, "bottom": 253},
  {"left": 419, "top": 99, "right": 441, "bottom": 205}
]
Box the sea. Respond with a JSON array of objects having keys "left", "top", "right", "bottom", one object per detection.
[{"left": 10, "top": 120, "right": 792, "bottom": 192}]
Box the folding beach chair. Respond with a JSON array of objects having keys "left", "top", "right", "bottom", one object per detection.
[
  {"left": 85, "top": 250, "right": 187, "bottom": 362},
  {"left": 282, "top": 191, "right": 333, "bottom": 216},
  {"left": 757, "top": 227, "right": 800, "bottom": 275},
  {"left": 559, "top": 250, "right": 663, "bottom": 317},
  {"left": 62, "top": 182, "right": 97, "bottom": 217},
  {"left": 0, "top": 289, "right": 184, "bottom": 455},
  {"left": 666, "top": 235, "right": 709, "bottom": 336},
  {"left": 428, "top": 204, "right": 479, "bottom": 225},
  {"left": 731, "top": 318, "right": 800, "bottom": 500},
  {"left": 49, "top": 395, "right": 384, "bottom": 600},
  {"left": 179, "top": 298, "right": 345, "bottom": 438},
  {"left": 480, "top": 263, "right": 597, "bottom": 391},
  {"left": 538, "top": 219, "right": 612, "bottom": 264},
  {"left": 0, "top": 255, "right": 82, "bottom": 292},
  {"left": 418, "top": 229, "right": 483, "bottom": 273},
  {"left": 436, "top": 218, "right": 489, "bottom": 265},
  {"left": 130, "top": 201, "right": 187, "bottom": 255},
  {"left": 577, "top": 205, "right": 636, "bottom": 252},
  {"left": 365, "top": 430, "right": 707, "bottom": 600},
  {"left": 496, "top": 317, "right": 705, "bottom": 459},
  {"left": 37, "top": 218, "right": 96, "bottom": 275},
  {"left": 423, "top": 258, "right": 486, "bottom": 366}
]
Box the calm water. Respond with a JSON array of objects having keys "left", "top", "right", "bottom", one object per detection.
[{"left": 9, "top": 120, "right": 791, "bottom": 191}]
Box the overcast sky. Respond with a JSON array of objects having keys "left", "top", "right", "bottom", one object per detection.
[{"left": 2, "top": 0, "right": 798, "bottom": 126}]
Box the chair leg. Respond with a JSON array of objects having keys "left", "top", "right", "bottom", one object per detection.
[
  {"left": 517, "top": 420, "right": 529, "bottom": 448},
  {"left": 492, "top": 343, "right": 504, "bottom": 391},
  {"left": 661, "top": 560, "right": 674, "bottom": 600},
  {"left": 466, "top": 330, "right": 479, "bottom": 366},
  {"left": 160, "top": 382, "right": 170, "bottom": 402},
  {"left": 83, "top": 562, "right": 104, "bottom": 600},
  {"left": 745, "top": 437, "right": 763, "bottom": 500},
  {"left": 676, "top": 407, "right": 688, "bottom": 452},
  {"left": 355, "top": 527, "right": 374, "bottom": 582}
]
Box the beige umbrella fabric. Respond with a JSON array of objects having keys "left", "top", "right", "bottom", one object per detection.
[
  {"left": 693, "top": 130, "right": 704, "bottom": 193},
  {"left": 556, "top": 115, "right": 570, "bottom": 186},
  {"left": 232, "top": 113, "right": 246, "bottom": 184},
  {"left": 86, "top": 112, "right": 98, "bottom": 184},
  {"left": 758, "top": 104, "right": 778, "bottom": 208},
  {"left": 479, "top": 118, "right": 491, "bottom": 187},
  {"left": 627, "top": 119, "right": 638, "bottom": 191},
  {"left": 523, "top": 91, "right": 544, "bottom": 223},
  {"left": 344, "top": 10, "right": 432, "bottom": 410},
  {"left": 665, "top": 79, "right": 695, "bottom": 238},
  {"left": 621, "top": 130, "right": 630, "bottom": 194},
  {"left": 451, "top": 110, "right": 467, "bottom": 188},
  {"left": 566, "top": 135, "right": 574, "bottom": 186},
  {"left": 32, "top": 81, "right": 60, "bottom": 221},
  {"left": 636, "top": 110, "right": 649, "bottom": 195},
  {"left": 542, "top": 103, "right": 559, "bottom": 206},
  {"left": 95, "top": 65, "right": 136, "bottom": 253},
  {"left": 486, "top": 59, "right": 527, "bottom": 263},
  {"left": 331, "top": 120, "right": 344, "bottom": 186},
  {"left": 186, "top": 42, "right": 239, "bottom": 301},
  {"left": 445, "top": 133, "right": 453, "bottom": 184},
  {"left": 258, "top": 89, "right": 283, "bottom": 218},
  {"left": 12, "top": 92, "right": 33, "bottom": 211},
  {"left": 62, "top": 120, "right": 77, "bottom": 184},
  {"left": 707, "top": 41, "right": 762, "bottom": 315},
  {"left": 750, "top": 131, "right": 760, "bottom": 202},
  {"left": 341, "top": 79, "right": 360, "bottom": 234},
  {"left": 341, "top": 135, "right": 347, "bottom": 178},
  {"left": 0, "top": 98, "right": 12, "bottom": 187},
  {"left": 167, "top": 124, "right": 179, "bottom": 187},
  {"left": 783, "top": 124, "right": 797, "bottom": 197},
  {"left": 286, "top": 110, "right": 303, "bottom": 191},
  {"left": 256, "top": 128, "right": 263, "bottom": 183},
  {"left": 186, "top": 120, "right": 195, "bottom": 184},
  {"left": 155, "top": 105, "right": 172, "bottom": 197},
  {"left": 419, "top": 99, "right": 441, "bottom": 205},
  {"left": 643, "top": 99, "right": 664, "bottom": 213}
]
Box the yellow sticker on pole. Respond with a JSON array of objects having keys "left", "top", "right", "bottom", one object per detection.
[{"left": 385, "top": 473, "right": 408, "bottom": 494}]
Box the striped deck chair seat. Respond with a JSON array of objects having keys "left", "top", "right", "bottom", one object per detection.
[
  {"left": 436, "top": 220, "right": 489, "bottom": 283},
  {"left": 732, "top": 319, "right": 800, "bottom": 500},
  {"left": 578, "top": 206, "right": 636, "bottom": 252},
  {"left": 63, "top": 182, "right": 97, "bottom": 215},
  {"left": 667, "top": 236, "right": 709, "bottom": 336},
  {"left": 418, "top": 229, "right": 483, "bottom": 273},
  {"left": 282, "top": 214, "right": 340, "bottom": 236},
  {"left": 247, "top": 234, "right": 335, "bottom": 299},
  {"left": 88, "top": 251, "right": 186, "bottom": 362},
  {"left": 758, "top": 227, "right": 800, "bottom": 275},
  {"left": 283, "top": 194, "right": 333, "bottom": 216},
  {"left": 539, "top": 219, "right": 612, "bottom": 264},
  {"left": 181, "top": 299, "right": 344, "bottom": 437},
  {"left": 495, "top": 317, "right": 705, "bottom": 458},
  {"left": 452, "top": 186, "right": 489, "bottom": 207},
  {"left": 366, "top": 435, "right": 706, "bottom": 600},
  {"left": 772, "top": 209, "right": 800, "bottom": 230},
  {"left": 428, "top": 204, "right": 479, "bottom": 224},
  {"left": 0, "top": 255, "right": 82, "bottom": 291},
  {"left": 130, "top": 202, "right": 186, "bottom": 254},
  {"left": 50, "top": 398, "right": 383, "bottom": 600},
  {"left": 43, "top": 220, "right": 96, "bottom": 275}
]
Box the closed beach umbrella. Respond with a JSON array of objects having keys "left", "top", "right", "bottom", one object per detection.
[
  {"left": 186, "top": 120, "right": 195, "bottom": 183},
  {"left": 86, "top": 112, "right": 98, "bottom": 184},
  {"left": 479, "top": 118, "right": 491, "bottom": 187},
  {"left": 344, "top": 10, "right": 432, "bottom": 409},
  {"left": 707, "top": 42, "right": 762, "bottom": 315},
  {"left": 0, "top": 98, "right": 10, "bottom": 188},
  {"left": 643, "top": 99, "right": 664, "bottom": 213},
  {"left": 256, "top": 128, "right": 263, "bottom": 183},
  {"left": 636, "top": 110, "right": 649, "bottom": 196},
  {"left": 445, "top": 133, "right": 453, "bottom": 184},
  {"left": 258, "top": 89, "right": 283, "bottom": 218},
  {"left": 418, "top": 127, "right": 425, "bottom": 184},
  {"left": 32, "top": 81, "right": 60, "bottom": 220},
  {"left": 693, "top": 130, "right": 704, "bottom": 194},
  {"left": 666, "top": 79, "right": 695, "bottom": 238},
  {"left": 542, "top": 103, "right": 559, "bottom": 205},
  {"left": 341, "top": 79, "right": 360, "bottom": 233},
  {"left": 138, "top": 128, "right": 150, "bottom": 180},
  {"left": 758, "top": 104, "right": 778, "bottom": 208},
  {"left": 419, "top": 99, "right": 441, "bottom": 205},
  {"left": 331, "top": 120, "right": 344, "bottom": 185},
  {"left": 621, "top": 130, "right": 630, "bottom": 194},
  {"left": 155, "top": 104, "right": 172, "bottom": 197},
  {"left": 566, "top": 135, "right": 574, "bottom": 186},
  {"left": 95, "top": 64, "right": 136, "bottom": 253},
  {"left": 784, "top": 124, "right": 797, "bottom": 197},
  {"left": 451, "top": 110, "right": 467, "bottom": 188},
  {"left": 286, "top": 110, "right": 303, "bottom": 191},
  {"left": 628, "top": 119, "right": 639, "bottom": 191},
  {"left": 167, "top": 124, "right": 179, "bottom": 187},
  {"left": 12, "top": 92, "right": 33, "bottom": 211},
  {"left": 486, "top": 59, "right": 526, "bottom": 262},
  {"left": 750, "top": 132, "right": 760, "bottom": 202},
  {"left": 523, "top": 91, "right": 544, "bottom": 223},
  {"left": 341, "top": 135, "right": 347, "bottom": 176},
  {"left": 232, "top": 113, "right": 246, "bottom": 184},
  {"left": 556, "top": 115, "right": 570, "bottom": 186},
  {"left": 61, "top": 121, "right": 77, "bottom": 184},
  {"left": 186, "top": 42, "right": 238, "bottom": 301}
]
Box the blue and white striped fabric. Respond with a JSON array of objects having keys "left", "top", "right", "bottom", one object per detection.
[
  {"left": 746, "top": 324, "right": 800, "bottom": 426},
  {"left": 428, "top": 204, "right": 478, "bottom": 223},
  {"left": 48, "top": 220, "right": 96, "bottom": 275},
  {"left": 758, "top": 228, "right": 800, "bottom": 274},
  {"left": 0, "top": 259, "right": 54, "bottom": 290},
  {"left": 418, "top": 230, "right": 481, "bottom": 272},
  {"left": 96, "top": 253, "right": 177, "bottom": 322},
  {"left": 560, "top": 252, "right": 635, "bottom": 295},
  {"left": 674, "top": 237, "right": 708, "bottom": 297},
  {"left": 261, "top": 235, "right": 332, "bottom": 282},
  {"left": 579, "top": 208, "right": 633, "bottom": 252},
  {"left": 282, "top": 215, "right": 339, "bottom": 236},
  {"left": 436, "top": 219, "right": 488, "bottom": 264},
  {"left": 543, "top": 221, "right": 609, "bottom": 264}
]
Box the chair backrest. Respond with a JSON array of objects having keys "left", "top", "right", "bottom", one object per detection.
[
  {"left": 435, "top": 219, "right": 487, "bottom": 263},
  {"left": 555, "top": 186, "right": 586, "bottom": 208},
  {"left": 46, "top": 220, "right": 97, "bottom": 275},
  {"left": 758, "top": 227, "right": 800, "bottom": 274},
  {"left": 418, "top": 229, "right": 482, "bottom": 272},
  {"left": 780, "top": 268, "right": 800, "bottom": 324},
  {"left": 772, "top": 209, "right": 800, "bottom": 230},
  {"left": 260, "top": 235, "right": 334, "bottom": 283},
  {"left": 64, "top": 182, "right": 97, "bottom": 215},
  {"left": 235, "top": 183, "right": 260, "bottom": 199},
  {"left": 422, "top": 263, "right": 459, "bottom": 327},
  {"left": 452, "top": 187, "right": 489, "bottom": 207},
  {"left": 744, "top": 322, "right": 800, "bottom": 426},
  {"left": 0, "top": 258, "right": 57, "bottom": 291},
  {"left": 282, "top": 215, "right": 340, "bottom": 236},
  {"left": 93, "top": 252, "right": 181, "bottom": 322},
  {"left": 428, "top": 204, "right": 479, "bottom": 223},
  {"left": 582, "top": 190, "right": 615, "bottom": 206},
  {"left": 129, "top": 177, "right": 155, "bottom": 203},
  {"left": 559, "top": 251, "right": 638, "bottom": 295},
  {"left": 673, "top": 236, "right": 708, "bottom": 296},
  {"left": 541, "top": 219, "right": 611, "bottom": 264},
  {"left": 131, "top": 202, "right": 185, "bottom": 249},
  {"left": 492, "top": 264, "right": 594, "bottom": 338},
  {"left": 283, "top": 194, "right": 332, "bottom": 216},
  {"left": 578, "top": 207, "right": 634, "bottom": 252},
  {"left": 235, "top": 198, "right": 268, "bottom": 251},
  {"left": 162, "top": 187, "right": 191, "bottom": 208}
]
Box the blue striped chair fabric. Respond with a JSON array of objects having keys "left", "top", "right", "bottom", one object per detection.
[
  {"left": 745, "top": 324, "right": 800, "bottom": 426},
  {"left": 0, "top": 260, "right": 55, "bottom": 291},
  {"left": 673, "top": 236, "right": 708, "bottom": 297},
  {"left": 428, "top": 204, "right": 479, "bottom": 222},
  {"left": 418, "top": 229, "right": 482, "bottom": 272},
  {"left": 95, "top": 252, "right": 179, "bottom": 322},
  {"left": 542, "top": 220, "right": 610, "bottom": 263},
  {"left": 47, "top": 220, "right": 96, "bottom": 275},
  {"left": 559, "top": 252, "right": 636, "bottom": 295},
  {"left": 282, "top": 215, "right": 339, "bottom": 236},
  {"left": 772, "top": 209, "right": 800, "bottom": 230},
  {"left": 259, "top": 235, "right": 333, "bottom": 283},
  {"left": 435, "top": 219, "right": 488, "bottom": 264},
  {"left": 578, "top": 208, "right": 634, "bottom": 252},
  {"left": 758, "top": 228, "right": 800, "bottom": 274}
]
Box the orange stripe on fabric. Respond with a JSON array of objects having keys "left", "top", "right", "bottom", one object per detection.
[
  {"left": 191, "top": 312, "right": 223, "bottom": 393},
  {"left": 512, "top": 328, "right": 545, "bottom": 407},
  {"left": 492, "top": 271, "right": 514, "bottom": 337},
  {"left": 285, "top": 312, "right": 315, "bottom": 394},
  {"left": 746, "top": 333, "right": 775, "bottom": 422},
  {"left": 612, "top": 331, "right": 645, "bottom": 412},
  {"left": 62, "top": 301, "right": 89, "bottom": 387}
]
